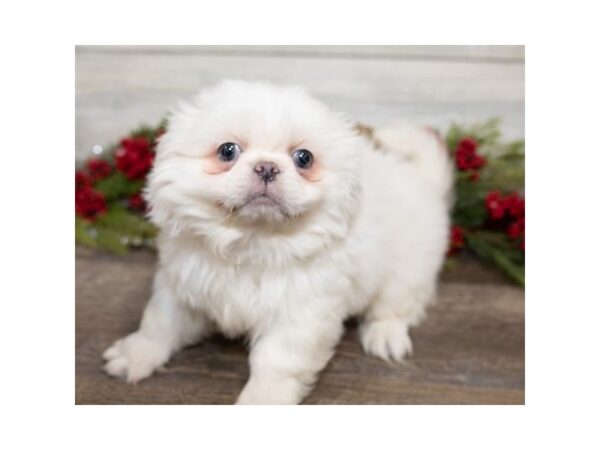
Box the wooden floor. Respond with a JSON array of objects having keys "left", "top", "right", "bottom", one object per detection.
[{"left": 76, "top": 249, "right": 524, "bottom": 405}]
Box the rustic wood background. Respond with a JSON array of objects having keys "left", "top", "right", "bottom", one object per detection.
[
  {"left": 75, "top": 45, "right": 524, "bottom": 161},
  {"left": 75, "top": 45, "right": 525, "bottom": 404}
]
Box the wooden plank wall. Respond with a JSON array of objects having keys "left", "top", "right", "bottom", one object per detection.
[{"left": 75, "top": 45, "right": 524, "bottom": 161}]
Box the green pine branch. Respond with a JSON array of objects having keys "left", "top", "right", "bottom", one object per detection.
[
  {"left": 465, "top": 232, "right": 525, "bottom": 286},
  {"left": 94, "top": 172, "right": 145, "bottom": 201},
  {"left": 75, "top": 205, "right": 157, "bottom": 253}
]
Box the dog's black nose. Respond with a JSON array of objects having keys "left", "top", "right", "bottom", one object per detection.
[{"left": 254, "top": 161, "right": 280, "bottom": 183}]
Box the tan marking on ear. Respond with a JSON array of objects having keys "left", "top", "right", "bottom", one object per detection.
[{"left": 424, "top": 126, "right": 446, "bottom": 150}]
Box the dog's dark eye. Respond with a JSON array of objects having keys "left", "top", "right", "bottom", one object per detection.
[
  {"left": 292, "top": 149, "right": 313, "bottom": 169},
  {"left": 217, "top": 142, "right": 241, "bottom": 162}
]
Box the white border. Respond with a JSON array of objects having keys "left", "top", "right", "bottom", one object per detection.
[{"left": 3, "top": 1, "right": 600, "bottom": 448}]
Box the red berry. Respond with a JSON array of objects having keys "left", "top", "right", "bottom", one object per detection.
[
  {"left": 454, "top": 137, "right": 486, "bottom": 173},
  {"left": 128, "top": 192, "right": 146, "bottom": 211},
  {"left": 87, "top": 159, "right": 112, "bottom": 182},
  {"left": 75, "top": 187, "right": 107, "bottom": 221},
  {"left": 75, "top": 171, "right": 91, "bottom": 190},
  {"left": 505, "top": 193, "right": 525, "bottom": 218},
  {"left": 115, "top": 137, "right": 154, "bottom": 180},
  {"left": 447, "top": 225, "right": 465, "bottom": 256},
  {"left": 485, "top": 191, "right": 506, "bottom": 220},
  {"left": 507, "top": 221, "right": 523, "bottom": 239}
]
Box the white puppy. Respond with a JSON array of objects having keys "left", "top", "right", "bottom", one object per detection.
[{"left": 103, "top": 80, "right": 452, "bottom": 404}]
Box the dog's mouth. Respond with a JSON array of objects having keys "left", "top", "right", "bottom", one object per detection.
[
  {"left": 231, "top": 191, "right": 292, "bottom": 221},
  {"left": 216, "top": 189, "right": 294, "bottom": 222},
  {"left": 243, "top": 192, "right": 281, "bottom": 209}
]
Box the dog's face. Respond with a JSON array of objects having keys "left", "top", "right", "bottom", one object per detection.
[
  {"left": 192, "top": 108, "right": 326, "bottom": 224},
  {"left": 147, "top": 81, "right": 362, "bottom": 249}
]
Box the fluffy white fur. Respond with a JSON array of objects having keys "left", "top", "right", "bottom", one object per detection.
[{"left": 103, "top": 80, "right": 452, "bottom": 404}]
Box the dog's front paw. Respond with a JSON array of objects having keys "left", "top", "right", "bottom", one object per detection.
[
  {"left": 359, "top": 318, "right": 413, "bottom": 363},
  {"left": 102, "top": 332, "right": 170, "bottom": 384},
  {"left": 236, "top": 377, "right": 306, "bottom": 405}
]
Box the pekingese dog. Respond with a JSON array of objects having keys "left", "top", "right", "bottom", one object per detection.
[{"left": 103, "top": 80, "right": 452, "bottom": 404}]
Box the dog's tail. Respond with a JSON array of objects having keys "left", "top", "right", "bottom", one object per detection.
[{"left": 372, "top": 123, "right": 454, "bottom": 206}]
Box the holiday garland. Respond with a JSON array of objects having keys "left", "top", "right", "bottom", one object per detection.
[
  {"left": 75, "top": 118, "right": 525, "bottom": 286},
  {"left": 75, "top": 124, "right": 164, "bottom": 253}
]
